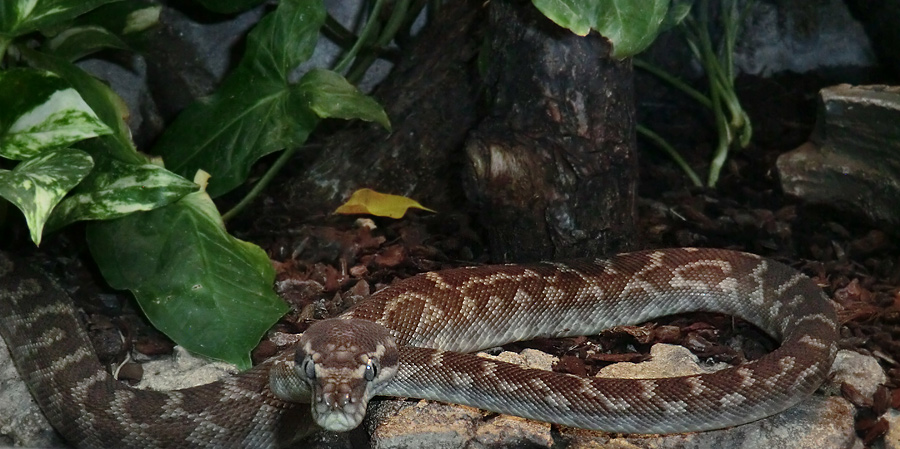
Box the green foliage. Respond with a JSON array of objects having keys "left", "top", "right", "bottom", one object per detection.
[
  {"left": 86, "top": 188, "right": 288, "bottom": 370},
  {"left": 153, "top": 0, "right": 325, "bottom": 198},
  {"left": 299, "top": 68, "right": 391, "bottom": 130},
  {"left": 43, "top": 26, "right": 130, "bottom": 61},
  {"left": 0, "top": 0, "right": 121, "bottom": 38},
  {"left": 531, "top": 0, "right": 670, "bottom": 58},
  {"left": 189, "top": 0, "right": 266, "bottom": 15},
  {"left": 0, "top": 0, "right": 392, "bottom": 366},
  {"left": 0, "top": 69, "right": 111, "bottom": 159},
  {"left": 637, "top": 0, "right": 753, "bottom": 187},
  {"left": 0, "top": 147, "right": 93, "bottom": 244},
  {"left": 154, "top": 1, "right": 390, "bottom": 199}
]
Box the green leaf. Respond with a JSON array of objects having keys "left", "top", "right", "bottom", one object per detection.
[
  {"left": 86, "top": 191, "right": 288, "bottom": 368},
  {"left": 190, "top": 0, "right": 267, "bottom": 15},
  {"left": 532, "top": 0, "right": 596, "bottom": 36},
  {"left": 22, "top": 47, "right": 143, "bottom": 164},
  {"left": 0, "top": 0, "right": 122, "bottom": 38},
  {"left": 47, "top": 158, "right": 198, "bottom": 231},
  {"left": 75, "top": 1, "right": 160, "bottom": 36},
  {"left": 153, "top": 74, "right": 320, "bottom": 199},
  {"left": 0, "top": 68, "right": 112, "bottom": 160},
  {"left": 45, "top": 25, "right": 129, "bottom": 61},
  {"left": 153, "top": 0, "right": 326, "bottom": 198},
  {"left": 0, "top": 147, "right": 93, "bottom": 245},
  {"left": 532, "top": 0, "right": 670, "bottom": 58},
  {"left": 299, "top": 68, "right": 391, "bottom": 130},
  {"left": 661, "top": 0, "right": 695, "bottom": 31}
]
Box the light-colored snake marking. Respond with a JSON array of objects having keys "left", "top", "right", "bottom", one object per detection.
[{"left": 0, "top": 248, "right": 839, "bottom": 448}]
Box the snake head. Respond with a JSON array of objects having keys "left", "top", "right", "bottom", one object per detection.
[{"left": 293, "top": 319, "right": 399, "bottom": 432}]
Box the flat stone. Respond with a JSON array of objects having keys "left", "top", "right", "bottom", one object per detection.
[{"left": 777, "top": 84, "right": 900, "bottom": 229}]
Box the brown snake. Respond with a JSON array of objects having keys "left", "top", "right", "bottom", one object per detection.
[{"left": 0, "top": 248, "right": 839, "bottom": 448}]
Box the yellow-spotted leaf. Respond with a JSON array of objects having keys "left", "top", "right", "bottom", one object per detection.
[{"left": 334, "top": 188, "right": 435, "bottom": 219}]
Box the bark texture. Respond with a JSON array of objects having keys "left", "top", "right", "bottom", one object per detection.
[
  {"left": 282, "top": 1, "right": 485, "bottom": 214},
  {"left": 463, "top": 0, "right": 637, "bottom": 262}
]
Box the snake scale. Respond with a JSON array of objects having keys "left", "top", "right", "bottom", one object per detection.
[{"left": 0, "top": 248, "right": 839, "bottom": 448}]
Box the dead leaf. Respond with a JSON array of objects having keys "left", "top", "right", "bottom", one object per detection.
[{"left": 334, "top": 188, "right": 435, "bottom": 219}]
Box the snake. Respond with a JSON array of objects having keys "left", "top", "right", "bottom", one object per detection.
[{"left": 0, "top": 248, "right": 839, "bottom": 448}]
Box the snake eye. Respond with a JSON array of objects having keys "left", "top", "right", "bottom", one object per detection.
[
  {"left": 301, "top": 357, "right": 316, "bottom": 380},
  {"left": 364, "top": 359, "right": 378, "bottom": 381}
]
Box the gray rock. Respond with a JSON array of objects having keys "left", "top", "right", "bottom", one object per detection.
[
  {"left": 828, "top": 350, "right": 887, "bottom": 402},
  {"left": 881, "top": 409, "right": 900, "bottom": 449},
  {"left": 135, "top": 345, "right": 238, "bottom": 391},
  {"left": 734, "top": 0, "right": 875, "bottom": 76},
  {"left": 596, "top": 343, "right": 730, "bottom": 378},
  {"left": 777, "top": 84, "right": 900, "bottom": 229}
]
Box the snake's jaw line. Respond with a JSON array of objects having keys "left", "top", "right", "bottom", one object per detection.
[
  {"left": 310, "top": 379, "right": 371, "bottom": 431},
  {"left": 292, "top": 319, "right": 401, "bottom": 432}
]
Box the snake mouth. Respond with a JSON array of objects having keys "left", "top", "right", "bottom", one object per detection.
[
  {"left": 314, "top": 408, "right": 366, "bottom": 432},
  {"left": 311, "top": 380, "right": 370, "bottom": 431}
]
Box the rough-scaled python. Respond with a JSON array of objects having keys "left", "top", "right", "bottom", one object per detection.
[{"left": 0, "top": 248, "right": 839, "bottom": 448}]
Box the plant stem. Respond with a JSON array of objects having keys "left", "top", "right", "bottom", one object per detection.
[
  {"left": 334, "top": 0, "right": 387, "bottom": 74},
  {"left": 345, "top": 0, "right": 411, "bottom": 84},
  {"left": 637, "top": 125, "right": 703, "bottom": 187},
  {"left": 322, "top": 14, "right": 358, "bottom": 50},
  {"left": 222, "top": 144, "right": 312, "bottom": 222},
  {"left": 225, "top": 1, "right": 417, "bottom": 222},
  {"left": 376, "top": 0, "right": 411, "bottom": 47},
  {"left": 633, "top": 58, "right": 712, "bottom": 109},
  {"left": 693, "top": 0, "right": 732, "bottom": 187},
  {"left": 0, "top": 37, "right": 10, "bottom": 65}
]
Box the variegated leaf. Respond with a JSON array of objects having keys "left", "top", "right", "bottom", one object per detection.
[
  {"left": 0, "top": 0, "right": 121, "bottom": 37},
  {"left": 47, "top": 158, "right": 198, "bottom": 231},
  {"left": 45, "top": 25, "right": 130, "bottom": 61},
  {"left": 22, "top": 48, "right": 144, "bottom": 165},
  {"left": 0, "top": 147, "right": 93, "bottom": 245},
  {"left": 0, "top": 68, "right": 112, "bottom": 160}
]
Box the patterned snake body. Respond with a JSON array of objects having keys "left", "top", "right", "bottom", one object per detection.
[{"left": 0, "top": 248, "right": 839, "bottom": 448}]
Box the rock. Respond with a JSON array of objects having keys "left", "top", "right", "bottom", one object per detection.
[
  {"left": 777, "top": 84, "right": 900, "bottom": 230},
  {"left": 366, "top": 400, "right": 492, "bottom": 449},
  {"left": 134, "top": 345, "right": 238, "bottom": 390},
  {"left": 596, "top": 343, "right": 730, "bottom": 378},
  {"left": 828, "top": 350, "right": 887, "bottom": 402},
  {"left": 364, "top": 344, "right": 857, "bottom": 449},
  {"left": 734, "top": 0, "right": 875, "bottom": 76},
  {"left": 882, "top": 409, "right": 900, "bottom": 449},
  {"left": 485, "top": 347, "right": 558, "bottom": 370}
]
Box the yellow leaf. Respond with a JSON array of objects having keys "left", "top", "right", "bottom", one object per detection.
[{"left": 334, "top": 188, "right": 435, "bottom": 219}]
